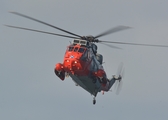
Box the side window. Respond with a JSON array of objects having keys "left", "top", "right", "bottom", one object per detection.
[
  {"left": 81, "top": 50, "right": 88, "bottom": 60},
  {"left": 84, "top": 50, "right": 88, "bottom": 58},
  {"left": 68, "top": 47, "right": 74, "bottom": 51},
  {"left": 74, "top": 47, "right": 78, "bottom": 52},
  {"left": 78, "top": 48, "right": 85, "bottom": 53}
]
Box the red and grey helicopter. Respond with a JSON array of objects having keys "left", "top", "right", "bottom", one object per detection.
[{"left": 6, "top": 12, "right": 168, "bottom": 104}]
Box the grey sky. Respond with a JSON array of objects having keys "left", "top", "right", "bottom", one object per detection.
[{"left": 1, "top": 0, "right": 168, "bottom": 120}]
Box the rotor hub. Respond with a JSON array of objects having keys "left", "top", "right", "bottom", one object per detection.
[{"left": 81, "top": 35, "right": 99, "bottom": 43}]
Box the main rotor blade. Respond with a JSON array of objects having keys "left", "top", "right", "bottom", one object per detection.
[
  {"left": 10, "top": 11, "right": 82, "bottom": 38},
  {"left": 100, "top": 42, "right": 121, "bottom": 49},
  {"left": 95, "top": 26, "right": 131, "bottom": 39},
  {"left": 5, "top": 25, "right": 80, "bottom": 39},
  {"left": 98, "top": 40, "right": 168, "bottom": 48}
]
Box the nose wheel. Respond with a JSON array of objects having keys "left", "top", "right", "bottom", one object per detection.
[{"left": 93, "top": 97, "right": 96, "bottom": 105}]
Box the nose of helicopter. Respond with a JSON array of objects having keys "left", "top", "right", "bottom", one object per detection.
[{"left": 63, "top": 58, "right": 82, "bottom": 73}]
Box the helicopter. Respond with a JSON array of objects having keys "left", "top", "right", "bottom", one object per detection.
[{"left": 6, "top": 12, "right": 168, "bottom": 105}]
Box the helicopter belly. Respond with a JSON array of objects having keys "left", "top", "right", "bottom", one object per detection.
[{"left": 70, "top": 74, "right": 101, "bottom": 96}]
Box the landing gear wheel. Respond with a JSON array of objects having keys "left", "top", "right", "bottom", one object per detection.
[
  {"left": 93, "top": 99, "right": 96, "bottom": 105},
  {"left": 93, "top": 97, "right": 96, "bottom": 105}
]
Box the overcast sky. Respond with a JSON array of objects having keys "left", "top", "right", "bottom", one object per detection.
[{"left": 1, "top": 0, "right": 168, "bottom": 120}]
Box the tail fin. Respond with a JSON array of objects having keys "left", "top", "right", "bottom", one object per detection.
[
  {"left": 108, "top": 77, "right": 116, "bottom": 90},
  {"left": 101, "top": 63, "right": 124, "bottom": 92},
  {"left": 107, "top": 75, "right": 123, "bottom": 92},
  {"left": 108, "top": 62, "right": 124, "bottom": 93}
]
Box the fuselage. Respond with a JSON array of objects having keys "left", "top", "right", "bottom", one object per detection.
[{"left": 55, "top": 39, "right": 113, "bottom": 96}]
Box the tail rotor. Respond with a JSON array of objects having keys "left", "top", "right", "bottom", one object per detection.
[{"left": 114, "top": 63, "right": 125, "bottom": 95}]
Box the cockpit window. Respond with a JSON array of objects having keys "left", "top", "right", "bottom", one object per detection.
[
  {"left": 68, "top": 46, "right": 74, "bottom": 51},
  {"left": 68, "top": 46, "right": 85, "bottom": 53},
  {"left": 78, "top": 48, "right": 85, "bottom": 53},
  {"left": 74, "top": 47, "right": 78, "bottom": 52}
]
